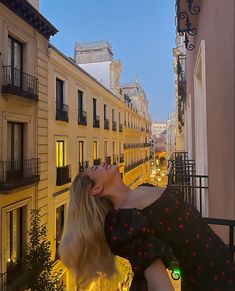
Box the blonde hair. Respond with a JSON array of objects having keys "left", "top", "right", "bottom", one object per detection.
[{"left": 59, "top": 174, "right": 116, "bottom": 287}]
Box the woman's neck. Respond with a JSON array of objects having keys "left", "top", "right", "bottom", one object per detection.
[{"left": 103, "top": 182, "right": 132, "bottom": 209}]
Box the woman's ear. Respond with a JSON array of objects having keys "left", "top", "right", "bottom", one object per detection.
[{"left": 90, "top": 184, "right": 104, "bottom": 196}]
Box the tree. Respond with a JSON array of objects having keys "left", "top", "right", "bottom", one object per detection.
[{"left": 9, "top": 209, "right": 64, "bottom": 291}]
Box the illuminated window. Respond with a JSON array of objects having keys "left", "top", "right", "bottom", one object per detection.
[
  {"left": 56, "top": 204, "right": 65, "bottom": 259},
  {"left": 56, "top": 140, "right": 65, "bottom": 167},
  {"left": 78, "top": 141, "right": 84, "bottom": 163},
  {"left": 6, "top": 206, "right": 27, "bottom": 264},
  {"left": 93, "top": 141, "right": 98, "bottom": 160}
]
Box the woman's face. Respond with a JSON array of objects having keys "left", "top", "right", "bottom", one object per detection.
[{"left": 84, "top": 163, "right": 120, "bottom": 189}]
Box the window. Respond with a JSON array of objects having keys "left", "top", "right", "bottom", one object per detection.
[
  {"left": 6, "top": 206, "right": 27, "bottom": 265},
  {"left": 56, "top": 205, "right": 65, "bottom": 259},
  {"left": 112, "top": 109, "right": 115, "bottom": 122},
  {"left": 104, "top": 141, "right": 108, "bottom": 157},
  {"left": 118, "top": 112, "right": 121, "bottom": 124},
  {"left": 78, "top": 141, "right": 84, "bottom": 163},
  {"left": 93, "top": 141, "right": 98, "bottom": 160},
  {"left": 112, "top": 141, "right": 115, "bottom": 154},
  {"left": 56, "top": 140, "right": 65, "bottom": 167},
  {"left": 104, "top": 104, "right": 108, "bottom": 119},
  {"left": 78, "top": 90, "right": 84, "bottom": 115},
  {"left": 8, "top": 36, "right": 23, "bottom": 87},
  {"left": 93, "top": 98, "right": 97, "bottom": 119},
  {"left": 7, "top": 122, "right": 24, "bottom": 162},
  {"left": 56, "top": 78, "right": 64, "bottom": 107}
]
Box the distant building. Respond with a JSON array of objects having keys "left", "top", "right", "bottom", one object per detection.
[
  {"left": 74, "top": 40, "right": 122, "bottom": 97},
  {"left": 166, "top": 112, "right": 176, "bottom": 159},
  {"left": 151, "top": 122, "right": 167, "bottom": 153}
]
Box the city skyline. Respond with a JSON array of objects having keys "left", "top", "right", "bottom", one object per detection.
[{"left": 40, "top": 0, "right": 176, "bottom": 121}]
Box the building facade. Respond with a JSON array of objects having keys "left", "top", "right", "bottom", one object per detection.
[
  {"left": 174, "top": 0, "right": 234, "bottom": 236},
  {"left": 0, "top": 0, "right": 57, "bottom": 286}
]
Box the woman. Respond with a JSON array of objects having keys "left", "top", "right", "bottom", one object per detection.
[{"left": 59, "top": 163, "right": 235, "bottom": 290}]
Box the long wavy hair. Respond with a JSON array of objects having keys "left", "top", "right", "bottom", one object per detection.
[{"left": 58, "top": 173, "right": 116, "bottom": 287}]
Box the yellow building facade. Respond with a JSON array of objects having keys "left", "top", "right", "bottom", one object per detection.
[{"left": 47, "top": 44, "right": 151, "bottom": 289}]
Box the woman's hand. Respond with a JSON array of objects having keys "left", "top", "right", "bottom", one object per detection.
[{"left": 144, "top": 259, "right": 174, "bottom": 291}]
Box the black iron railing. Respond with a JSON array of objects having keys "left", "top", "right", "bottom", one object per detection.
[
  {"left": 105, "top": 156, "right": 111, "bottom": 165},
  {"left": 93, "top": 158, "right": 101, "bottom": 166},
  {"left": 119, "top": 154, "right": 124, "bottom": 163},
  {"left": 93, "top": 115, "right": 100, "bottom": 128},
  {"left": 56, "top": 165, "right": 71, "bottom": 186},
  {"left": 78, "top": 161, "right": 89, "bottom": 172},
  {"left": 104, "top": 118, "right": 109, "bottom": 130},
  {"left": 0, "top": 159, "right": 40, "bottom": 191},
  {"left": 56, "top": 102, "right": 69, "bottom": 122},
  {"left": 112, "top": 121, "right": 117, "bottom": 131},
  {"left": 124, "top": 159, "right": 144, "bottom": 173},
  {"left": 119, "top": 123, "right": 123, "bottom": 132},
  {"left": 0, "top": 259, "right": 23, "bottom": 290},
  {"left": 78, "top": 111, "right": 87, "bottom": 125},
  {"left": 168, "top": 151, "right": 235, "bottom": 255},
  {"left": 2, "top": 66, "right": 38, "bottom": 101}
]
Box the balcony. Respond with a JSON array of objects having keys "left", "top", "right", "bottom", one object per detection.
[
  {"left": 2, "top": 66, "right": 38, "bottom": 101},
  {"left": 78, "top": 111, "right": 87, "bottom": 126},
  {"left": 112, "top": 121, "right": 117, "bottom": 131},
  {"left": 119, "top": 154, "right": 124, "bottom": 163},
  {"left": 113, "top": 155, "right": 118, "bottom": 165},
  {"left": 0, "top": 259, "right": 23, "bottom": 289},
  {"left": 119, "top": 123, "right": 123, "bottom": 132},
  {"left": 93, "top": 158, "right": 101, "bottom": 165},
  {"left": 0, "top": 159, "right": 40, "bottom": 192},
  {"left": 56, "top": 102, "right": 69, "bottom": 122},
  {"left": 105, "top": 156, "right": 111, "bottom": 165},
  {"left": 167, "top": 151, "right": 235, "bottom": 255},
  {"left": 56, "top": 165, "right": 71, "bottom": 186},
  {"left": 93, "top": 115, "right": 100, "bottom": 128},
  {"left": 104, "top": 118, "right": 109, "bottom": 130},
  {"left": 78, "top": 161, "right": 89, "bottom": 173}
]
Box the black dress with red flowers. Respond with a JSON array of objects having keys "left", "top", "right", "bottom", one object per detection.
[{"left": 104, "top": 187, "right": 235, "bottom": 291}]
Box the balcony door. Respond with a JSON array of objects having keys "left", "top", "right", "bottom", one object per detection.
[
  {"left": 56, "top": 78, "right": 64, "bottom": 110},
  {"left": 93, "top": 98, "right": 97, "bottom": 120},
  {"left": 56, "top": 140, "right": 65, "bottom": 167},
  {"left": 7, "top": 122, "right": 24, "bottom": 181},
  {"left": 6, "top": 206, "right": 27, "bottom": 271},
  {"left": 78, "top": 90, "right": 83, "bottom": 115},
  {"left": 8, "top": 36, "right": 23, "bottom": 87}
]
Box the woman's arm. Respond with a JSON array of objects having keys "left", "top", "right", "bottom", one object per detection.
[{"left": 144, "top": 259, "right": 174, "bottom": 291}]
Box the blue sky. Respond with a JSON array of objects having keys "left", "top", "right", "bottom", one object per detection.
[{"left": 40, "top": 0, "right": 176, "bottom": 121}]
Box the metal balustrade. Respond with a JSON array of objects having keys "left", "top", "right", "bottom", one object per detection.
[
  {"left": 78, "top": 111, "right": 87, "bottom": 125},
  {"left": 0, "top": 159, "right": 40, "bottom": 191},
  {"left": 2, "top": 65, "right": 38, "bottom": 101},
  {"left": 168, "top": 151, "right": 235, "bottom": 255}
]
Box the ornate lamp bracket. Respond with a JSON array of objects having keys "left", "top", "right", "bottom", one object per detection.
[{"left": 177, "top": 0, "right": 201, "bottom": 50}]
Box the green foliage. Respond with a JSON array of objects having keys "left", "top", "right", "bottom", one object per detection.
[{"left": 9, "top": 209, "right": 64, "bottom": 291}]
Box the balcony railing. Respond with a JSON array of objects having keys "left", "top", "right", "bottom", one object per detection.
[
  {"left": 93, "top": 158, "right": 101, "bottom": 166},
  {"left": 113, "top": 155, "right": 118, "bottom": 165},
  {"left": 2, "top": 66, "right": 38, "bottom": 101},
  {"left": 104, "top": 118, "right": 109, "bottom": 130},
  {"left": 0, "top": 259, "right": 23, "bottom": 290},
  {"left": 56, "top": 165, "right": 71, "bottom": 186},
  {"left": 124, "top": 159, "right": 144, "bottom": 173},
  {"left": 78, "top": 111, "right": 87, "bottom": 125},
  {"left": 93, "top": 115, "right": 100, "bottom": 128},
  {"left": 105, "top": 156, "right": 111, "bottom": 165},
  {"left": 168, "top": 151, "right": 235, "bottom": 255},
  {"left": 119, "top": 154, "right": 124, "bottom": 163},
  {"left": 112, "top": 121, "right": 117, "bottom": 131},
  {"left": 0, "top": 159, "right": 40, "bottom": 191},
  {"left": 56, "top": 102, "right": 69, "bottom": 122},
  {"left": 119, "top": 123, "right": 123, "bottom": 132},
  {"left": 78, "top": 161, "right": 89, "bottom": 173}
]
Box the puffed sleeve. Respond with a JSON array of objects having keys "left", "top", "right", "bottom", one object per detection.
[{"left": 104, "top": 209, "right": 174, "bottom": 276}]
